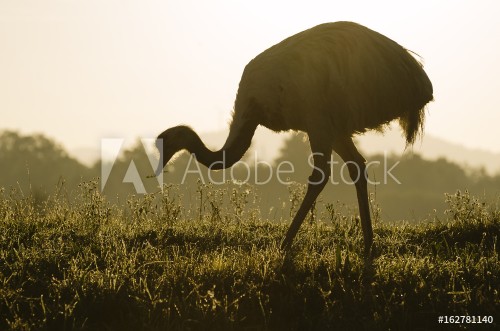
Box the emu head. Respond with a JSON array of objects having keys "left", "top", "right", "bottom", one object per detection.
[{"left": 155, "top": 125, "right": 196, "bottom": 176}]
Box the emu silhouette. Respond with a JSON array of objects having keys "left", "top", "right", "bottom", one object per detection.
[{"left": 156, "top": 22, "right": 433, "bottom": 257}]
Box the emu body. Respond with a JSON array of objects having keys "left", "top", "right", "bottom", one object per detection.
[{"left": 157, "top": 22, "right": 433, "bottom": 257}]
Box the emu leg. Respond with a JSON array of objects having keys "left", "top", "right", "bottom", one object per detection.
[
  {"left": 281, "top": 150, "right": 331, "bottom": 251},
  {"left": 334, "top": 138, "right": 373, "bottom": 257}
]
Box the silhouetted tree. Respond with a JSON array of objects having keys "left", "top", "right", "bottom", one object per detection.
[{"left": 0, "top": 131, "right": 92, "bottom": 201}]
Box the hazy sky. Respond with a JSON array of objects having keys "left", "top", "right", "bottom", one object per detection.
[{"left": 1, "top": 0, "right": 500, "bottom": 156}]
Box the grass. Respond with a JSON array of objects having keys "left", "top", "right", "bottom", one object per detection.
[{"left": 0, "top": 182, "right": 499, "bottom": 330}]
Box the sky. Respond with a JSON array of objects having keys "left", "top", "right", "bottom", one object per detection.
[{"left": 1, "top": 0, "right": 500, "bottom": 160}]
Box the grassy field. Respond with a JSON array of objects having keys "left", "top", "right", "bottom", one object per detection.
[{"left": 0, "top": 181, "right": 499, "bottom": 330}]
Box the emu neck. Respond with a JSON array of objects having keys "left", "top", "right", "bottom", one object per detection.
[{"left": 188, "top": 120, "right": 257, "bottom": 170}]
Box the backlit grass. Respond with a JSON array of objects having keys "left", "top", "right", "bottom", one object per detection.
[{"left": 0, "top": 182, "right": 498, "bottom": 330}]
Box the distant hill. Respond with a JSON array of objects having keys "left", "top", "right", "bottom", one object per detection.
[
  {"left": 70, "top": 146, "right": 100, "bottom": 167},
  {"left": 356, "top": 128, "right": 500, "bottom": 176},
  {"left": 69, "top": 127, "right": 500, "bottom": 175}
]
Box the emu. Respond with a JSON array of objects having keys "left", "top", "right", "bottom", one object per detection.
[{"left": 156, "top": 21, "right": 433, "bottom": 257}]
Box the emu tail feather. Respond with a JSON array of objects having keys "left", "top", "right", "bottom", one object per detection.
[
  {"left": 400, "top": 106, "right": 426, "bottom": 146},
  {"left": 399, "top": 53, "right": 433, "bottom": 146}
]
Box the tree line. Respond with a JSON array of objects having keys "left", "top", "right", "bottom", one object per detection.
[{"left": 1, "top": 130, "right": 499, "bottom": 221}]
